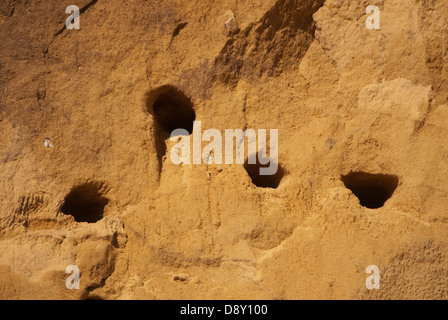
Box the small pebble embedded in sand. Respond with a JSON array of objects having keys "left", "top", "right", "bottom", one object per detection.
[{"left": 43, "top": 137, "right": 54, "bottom": 147}]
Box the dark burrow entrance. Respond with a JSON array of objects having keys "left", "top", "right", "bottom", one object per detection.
[
  {"left": 60, "top": 182, "right": 109, "bottom": 223},
  {"left": 146, "top": 85, "right": 196, "bottom": 135},
  {"left": 244, "top": 158, "right": 284, "bottom": 189},
  {"left": 146, "top": 85, "right": 196, "bottom": 174},
  {"left": 341, "top": 172, "right": 399, "bottom": 209}
]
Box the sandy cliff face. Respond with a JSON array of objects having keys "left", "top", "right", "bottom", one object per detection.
[{"left": 0, "top": 0, "right": 447, "bottom": 299}]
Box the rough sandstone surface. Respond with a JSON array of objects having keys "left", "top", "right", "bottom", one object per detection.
[{"left": 0, "top": 0, "right": 447, "bottom": 299}]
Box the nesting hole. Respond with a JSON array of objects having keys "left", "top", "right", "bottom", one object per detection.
[
  {"left": 147, "top": 85, "right": 196, "bottom": 135},
  {"left": 341, "top": 172, "right": 399, "bottom": 209},
  {"left": 60, "top": 183, "right": 109, "bottom": 223},
  {"left": 146, "top": 86, "right": 196, "bottom": 175},
  {"left": 244, "top": 158, "right": 284, "bottom": 189}
]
